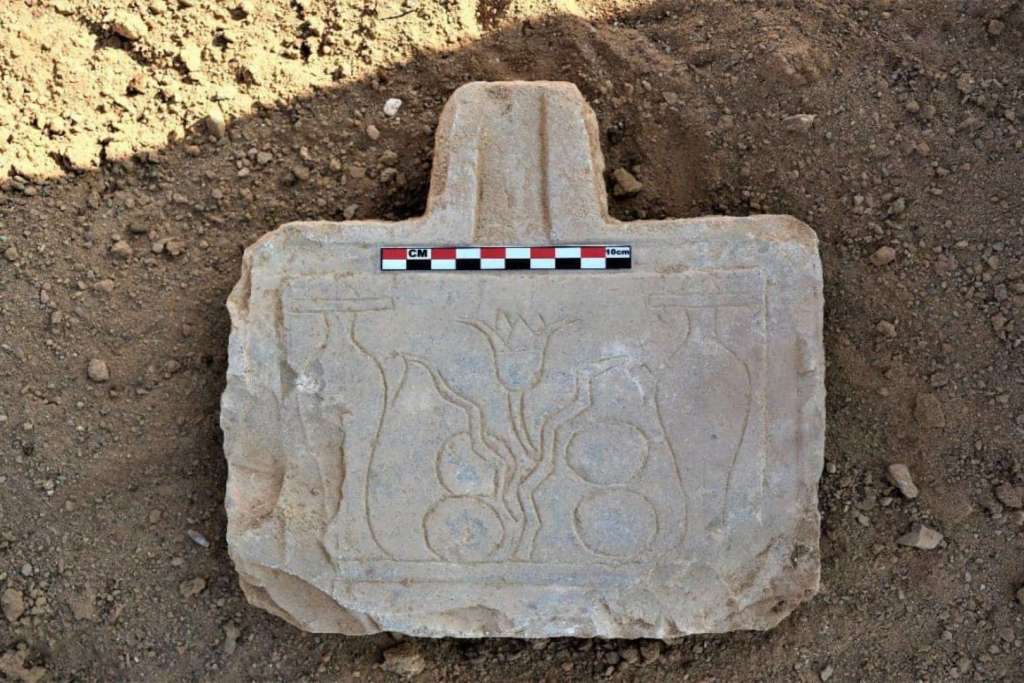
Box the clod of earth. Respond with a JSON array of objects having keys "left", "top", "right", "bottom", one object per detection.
[
  {"left": 1, "top": 588, "right": 25, "bottom": 623},
  {"left": 994, "top": 483, "right": 1023, "bottom": 509}
]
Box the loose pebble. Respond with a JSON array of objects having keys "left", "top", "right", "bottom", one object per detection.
[
  {"left": 187, "top": 529, "right": 210, "bottom": 547},
  {"left": 897, "top": 523, "right": 943, "bottom": 550},
  {"left": 223, "top": 622, "right": 241, "bottom": 655},
  {"left": 381, "top": 643, "right": 426, "bottom": 678},
  {"left": 993, "top": 482, "right": 1022, "bottom": 509},
  {"left": 612, "top": 167, "right": 642, "bottom": 197},
  {"left": 783, "top": 113, "right": 816, "bottom": 133},
  {"left": 109, "top": 13, "right": 148, "bottom": 41},
  {"left": 206, "top": 106, "right": 227, "bottom": 138},
  {"left": 178, "top": 577, "right": 207, "bottom": 598},
  {"left": 110, "top": 240, "right": 133, "bottom": 259},
  {"left": 179, "top": 42, "right": 203, "bottom": 73},
  {"left": 875, "top": 320, "right": 897, "bottom": 338},
  {"left": 887, "top": 463, "right": 919, "bottom": 499},
  {"left": 87, "top": 359, "right": 110, "bottom": 383},
  {"left": 870, "top": 246, "right": 896, "bottom": 266}
]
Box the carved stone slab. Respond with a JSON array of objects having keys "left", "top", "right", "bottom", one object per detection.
[{"left": 221, "top": 81, "right": 825, "bottom": 638}]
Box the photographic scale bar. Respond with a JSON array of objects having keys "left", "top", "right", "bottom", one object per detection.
[{"left": 380, "top": 245, "right": 632, "bottom": 271}]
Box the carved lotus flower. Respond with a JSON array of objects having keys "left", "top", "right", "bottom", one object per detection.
[{"left": 465, "top": 311, "right": 574, "bottom": 391}]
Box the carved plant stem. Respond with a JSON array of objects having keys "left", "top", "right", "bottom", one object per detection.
[
  {"left": 403, "top": 355, "right": 525, "bottom": 557},
  {"left": 512, "top": 357, "right": 627, "bottom": 560}
]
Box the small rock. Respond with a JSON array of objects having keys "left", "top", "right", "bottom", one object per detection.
[
  {"left": 870, "top": 246, "right": 896, "bottom": 266},
  {"left": 179, "top": 577, "right": 207, "bottom": 598},
  {"left": 980, "top": 489, "right": 1005, "bottom": 516},
  {"left": 110, "top": 14, "right": 148, "bottom": 41},
  {"left": 876, "top": 320, "right": 897, "bottom": 338},
  {"left": 383, "top": 98, "right": 403, "bottom": 117},
  {"left": 153, "top": 237, "right": 186, "bottom": 257},
  {"left": 87, "top": 358, "right": 110, "bottom": 383},
  {"left": 992, "top": 313, "right": 1008, "bottom": 334},
  {"left": 957, "top": 73, "right": 975, "bottom": 95},
  {"left": 987, "top": 19, "right": 1005, "bottom": 36},
  {"left": 820, "top": 665, "right": 835, "bottom": 682},
  {"left": 179, "top": 42, "right": 203, "bottom": 73},
  {"left": 205, "top": 106, "right": 227, "bottom": 138},
  {"left": 187, "top": 529, "right": 210, "bottom": 547},
  {"left": 223, "top": 622, "right": 241, "bottom": 655},
  {"left": 612, "top": 167, "right": 643, "bottom": 197},
  {"left": 639, "top": 641, "right": 663, "bottom": 663},
  {"left": 888, "top": 464, "right": 919, "bottom": 499},
  {"left": 237, "top": 58, "right": 265, "bottom": 85},
  {"left": 381, "top": 643, "right": 426, "bottom": 678},
  {"left": 783, "top": 113, "right": 816, "bottom": 133},
  {"left": 1, "top": 588, "right": 25, "bottom": 623},
  {"left": 110, "top": 240, "right": 133, "bottom": 259},
  {"left": 127, "top": 71, "right": 148, "bottom": 95},
  {"left": 914, "top": 393, "right": 946, "bottom": 429},
  {"left": 366, "top": 124, "right": 381, "bottom": 141},
  {"left": 994, "top": 482, "right": 1023, "bottom": 509},
  {"left": 888, "top": 197, "right": 907, "bottom": 217},
  {"left": 3, "top": 246, "right": 18, "bottom": 263},
  {"left": 897, "top": 523, "right": 943, "bottom": 550}
]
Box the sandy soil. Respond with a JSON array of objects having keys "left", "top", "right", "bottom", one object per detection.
[{"left": 1, "top": 0, "right": 1023, "bottom": 681}]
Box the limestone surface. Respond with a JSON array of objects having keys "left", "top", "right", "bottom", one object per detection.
[{"left": 221, "top": 81, "right": 826, "bottom": 638}]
